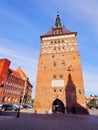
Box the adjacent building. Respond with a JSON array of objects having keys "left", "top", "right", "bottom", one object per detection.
[
  {"left": 0, "top": 58, "right": 33, "bottom": 105},
  {"left": 34, "top": 14, "right": 88, "bottom": 114}
]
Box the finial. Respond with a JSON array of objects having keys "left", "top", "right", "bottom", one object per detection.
[
  {"left": 63, "top": 20, "right": 65, "bottom": 28},
  {"left": 54, "top": 11, "right": 62, "bottom": 28},
  {"left": 57, "top": 10, "right": 59, "bottom": 15}
]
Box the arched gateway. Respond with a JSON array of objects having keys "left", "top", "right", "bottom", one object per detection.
[{"left": 52, "top": 99, "right": 65, "bottom": 113}]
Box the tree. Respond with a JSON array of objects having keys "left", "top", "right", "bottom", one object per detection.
[
  {"left": 31, "top": 99, "right": 34, "bottom": 103},
  {"left": 87, "top": 99, "right": 97, "bottom": 109}
]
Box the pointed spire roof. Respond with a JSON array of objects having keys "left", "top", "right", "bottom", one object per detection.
[
  {"left": 54, "top": 12, "right": 62, "bottom": 28},
  {"left": 41, "top": 13, "right": 77, "bottom": 37},
  {"left": 16, "top": 66, "right": 27, "bottom": 80}
]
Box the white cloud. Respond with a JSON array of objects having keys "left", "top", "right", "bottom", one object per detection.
[
  {"left": 0, "top": 47, "right": 36, "bottom": 63},
  {"left": 83, "top": 71, "right": 98, "bottom": 96}
]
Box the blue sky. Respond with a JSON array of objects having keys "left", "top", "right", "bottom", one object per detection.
[{"left": 0, "top": 0, "right": 98, "bottom": 98}]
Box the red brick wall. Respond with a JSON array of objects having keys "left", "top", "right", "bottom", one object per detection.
[
  {"left": 0, "top": 58, "right": 25, "bottom": 105},
  {"left": 34, "top": 33, "right": 88, "bottom": 114}
]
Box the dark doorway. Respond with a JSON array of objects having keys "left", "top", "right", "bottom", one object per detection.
[{"left": 52, "top": 99, "right": 65, "bottom": 113}]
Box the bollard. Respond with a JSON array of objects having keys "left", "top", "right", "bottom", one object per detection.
[{"left": 17, "top": 108, "right": 20, "bottom": 118}]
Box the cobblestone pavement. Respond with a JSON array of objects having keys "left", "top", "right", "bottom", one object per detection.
[
  {"left": 0, "top": 109, "right": 98, "bottom": 130},
  {"left": 0, "top": 115, "right": 14, "bottom": 121}
]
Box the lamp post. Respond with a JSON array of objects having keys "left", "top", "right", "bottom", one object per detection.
[{"left": 17, "top": 97, "right": 22, "bottom": 118}]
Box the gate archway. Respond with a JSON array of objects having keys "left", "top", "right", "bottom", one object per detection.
[{"left": 52, "top": 99, "right": 65, "bottom": 113}]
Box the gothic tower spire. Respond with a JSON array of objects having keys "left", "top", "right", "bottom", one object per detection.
[{"left": 54, "top": 12, "right": 62, "bottom": 28}]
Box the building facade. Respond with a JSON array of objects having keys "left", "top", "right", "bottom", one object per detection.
[
  {"left": 0, "top": 58, "right": 32, "bottom": 105},
  {"left": 34, "top": 14, "right": 88, "bottom": 114},
  {"left": 16, "top": 67, "right": 33, "bottom": 104}
]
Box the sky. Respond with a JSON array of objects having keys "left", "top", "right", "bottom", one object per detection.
[{"left": 0, "top": 0, "right": 98, "bottom": 98}]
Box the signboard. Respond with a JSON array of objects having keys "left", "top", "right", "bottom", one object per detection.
[{"left": 51, "top": 80, "right": 64, "bottom": 87}]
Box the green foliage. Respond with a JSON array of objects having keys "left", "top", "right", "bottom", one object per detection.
[
  {"left": 31, "top": 99, "right": 34, "bottom": 103},
  {"left": 87, "top": 99, "right": 97, "bottom": 109}
]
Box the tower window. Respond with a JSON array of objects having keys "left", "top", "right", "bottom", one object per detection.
[
  {"left": 59, "top": 89, "right": 62, "bottom": 92},
  {"left": 62, "top": 54, "right": 64, "bottom": 58},
  {"left": 54, "top": 47, "right": 56, "bottom": 50},
  {"left": 58, "top": 31, "right": 60, "bottom": 33},
  {"left": 53, "top": 62, "right": 56, "bottom": 67},
  {"left": 51, "top": 41, "right": 53, "bottom": 44},
  {"left": 55, "top": 31, "right": 57, "bottom": 34},
  {"left": 54, "top": 89, "right": 56, "bottom": 92},
  {"left": 52, "top": 55, "right": 55, "bottom": 58},
  {"left": 61, "top": 61, "right": 65, "bottom": 66},
  {"left": 62, "top": 40, "right": 64, "bottom": 43},
  {"left": 73, "top": 56, "right": 75, "bottom": 59},
  {"left": 79, "top": 89, "right": 82, "bottom": 94},
  {"left": 53, "top": 75, "right": 56, "bottom": 80},
  {"left": 59, "top": 75, "right": 63, "bottom": 79},
  {"left": 58, "top": 47, "right": 60, "bottom": 50}
]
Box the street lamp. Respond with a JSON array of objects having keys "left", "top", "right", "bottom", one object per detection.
[{"left": 17, "top": 97, "right": 22, "bottom": 118}]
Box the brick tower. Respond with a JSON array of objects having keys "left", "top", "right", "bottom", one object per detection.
[{"left": 34, "top": 14, "right": 88, "bottom": 114}]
